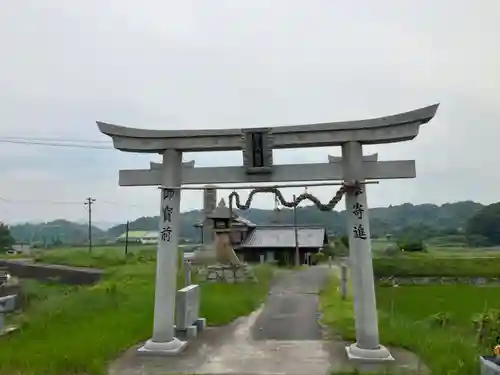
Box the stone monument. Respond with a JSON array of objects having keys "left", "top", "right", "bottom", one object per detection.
[
  {"left": 175, "top": 284, "right": 206, "bottom": 339},
  {"left": 97, "top": 103, "right": 439, "bottom": 359}
]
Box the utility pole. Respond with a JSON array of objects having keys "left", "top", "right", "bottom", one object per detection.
[
  {"left": 124, "top": 220, "right": 129, "bottom": 256},
  {"left": 293, "top": 194, "right": 299, "bottom": 267},
  {"left": 84, "top": 197, "right": 96, "bottom": 253}
]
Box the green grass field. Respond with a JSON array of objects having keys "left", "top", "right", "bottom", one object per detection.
[
  {"left": 0, "top": 246, "right": 274, "bottom": 375},
  {"left": 373, "top": 254, "right": 500, "bottom": 277},
  {"left": 376, "top": 285, "right": 500, "bottom": 331},
  {"left": 33, "top": 245, "right": 158, "bottom": 268},
  {"left": 4, "top": 245, "right": 500, "bottom": 374},
  {"left": 321, "top": 257, "right": 500, "bottom": 375},
  {"left": 370, "top": 238, "right": 500, "bottom": 257}
]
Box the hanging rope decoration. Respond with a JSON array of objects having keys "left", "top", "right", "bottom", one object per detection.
[
  {"left": 274, "top": 192, "right": 280, "bottom": 212},
  {"left": 228, "top": 181, "right": 362, "bottom": 215}
]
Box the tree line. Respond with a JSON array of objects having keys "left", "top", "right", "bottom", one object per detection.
[{"left": 2, "top": 200, "right": 500, "bottom": 250}]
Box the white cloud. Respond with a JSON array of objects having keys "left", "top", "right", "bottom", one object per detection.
[{"left": 0, "top": 0, "right": 499, "bottom": 223}]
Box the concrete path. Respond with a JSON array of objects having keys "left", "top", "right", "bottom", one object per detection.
[
  {"left": 108, "top": 265, "right": 427, "bottom": 375},
  {"left": 251, "top": 266, "right": 329, "bottom": 341},
  {"left": 109, "top": 266, "right": 335, "bottom": 375}
]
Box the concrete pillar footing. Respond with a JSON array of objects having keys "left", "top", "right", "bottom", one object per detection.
[
  {"left": 137, "top": 337, "right": 187, "bottom": 356},
  {"left": 345, "top": 343, "right": 394, "bottom": 362}
]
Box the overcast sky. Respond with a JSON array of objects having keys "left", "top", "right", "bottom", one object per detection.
[{"left": 0, "top": 0, "right": 498, "bottom": 225}]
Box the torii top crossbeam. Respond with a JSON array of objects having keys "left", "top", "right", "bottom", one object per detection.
[{"left": 97, "top": 104, "right": 439, "bottom": 153}]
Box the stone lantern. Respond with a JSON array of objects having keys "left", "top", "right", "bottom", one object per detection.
[
  {"left": 207, "top": 199, "right": 233, "bottom": 233},
  {"left": 206, "top": 199, "right": 242, "bottom": 266}
]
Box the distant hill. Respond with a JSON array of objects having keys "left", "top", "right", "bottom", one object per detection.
[
  {"left": 107, "top": 210, "right": 205, "bottom": 240},
  {"left": 9, "top": 219, "right": 106, "bottom": 246},
  {"left": 107, "top": 200, "right": 483, "bottom": 242},
  {"left": 6, "top": 201, "right": 485, "bottom": 245},
  {"left": 74, "top": 220, "right": 121, "bottom": 231}
]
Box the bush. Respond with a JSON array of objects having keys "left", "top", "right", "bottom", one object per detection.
[
  {"left": 339, "top": 235, "right": 349, "bottom": 249},
  {"left": 472, "top": 309, "right": 500, "bottom": 348},
  {"left": 396, "top": 239, "right": 426, "bottom": 252},
  {"left": 323, "top": 240, "right": 349, "bottom": 259},
  {"left": 310, "top": 252, "right": 326, "bottom": 265},
  {"left": 466, "top": 234, "right": 492, "bottom": 247}
]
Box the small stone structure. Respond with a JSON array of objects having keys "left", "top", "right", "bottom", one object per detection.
[
  {"left": 204, "top": 264, "right": 256, "bottom": 283},
  {"left": 0, "top": 294, "right": 17, "bottom": 336},
  {"left": 480, "top": 356, "right": 500, "bottom": 375},
  {"left": 174, "top": 284, "right": 206, "bottom": 339},
  {"left": 1, "top": 268, "right": 22, "bottom": 309},
  {"left": 0, "top": 268, "right": 8, "bottom": 286}
]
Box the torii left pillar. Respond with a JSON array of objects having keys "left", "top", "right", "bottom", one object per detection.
[{"left": 138, "top": 149, "right": 187, "bottom": 355}]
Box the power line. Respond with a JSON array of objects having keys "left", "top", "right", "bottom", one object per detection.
[
  {"left": 0, "top": 136, "right": 110, "bottom": 143},
  {"left": 0, "top": 197, "right": 82, "bottom": 205},
  {"left": 0, "top": 138, "right": 113, "bottom": 150}
]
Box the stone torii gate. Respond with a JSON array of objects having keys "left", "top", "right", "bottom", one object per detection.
[{"left": 97, "top": 104, "right": 439, "bottom": 359}]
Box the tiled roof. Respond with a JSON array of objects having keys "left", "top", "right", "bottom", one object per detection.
[
  {"left": 240, "top": 226, "right": 328, "bottom": 248},
  {"left": 232, "top": 216, "right": 256, "bottom": 227}
]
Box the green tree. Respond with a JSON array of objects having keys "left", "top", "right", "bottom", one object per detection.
[
  {"left": 396, "top": 239, "right": 426, "bottom": 252},
  {"left": 9, "top": 219, "right": 106, "bottom": 246},
  {"left": 330, "top": 239, "right": 349, "bottom": 258},
  {"left": 339, "top": 235, "right": 349, "bottom": 249},
  {"left": 0, "top": 222, "right": 15, "bottom": 252},
  {"left": 466, "top": 202, "right": 500, "bottom": 246}
]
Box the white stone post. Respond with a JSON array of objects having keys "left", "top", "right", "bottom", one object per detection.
[
  {"left": 138, "top": 149, "right": 187, "bottom": 355},
  {"left": 184, "top": 261, "right": 192, "bottom": 286},
  {"left": 341, "top": 141, "right": 392, "bottom": 361},
  {"left": 340, "top": 263, "right": 348, "bottom": 300}
]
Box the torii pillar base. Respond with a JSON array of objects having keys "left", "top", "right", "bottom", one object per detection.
[
  {"left": 346, "top": 343, "right": 394, "bottom": 362},
  {"left": 137, "top": 337, "right": 187, "bottom": 356}
]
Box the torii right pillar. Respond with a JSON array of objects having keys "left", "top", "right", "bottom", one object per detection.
[{"left": 342, "top": 141, "right": 393, "bottom": 361}]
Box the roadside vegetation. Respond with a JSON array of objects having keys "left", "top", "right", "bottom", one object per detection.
[
  {"left": 321, "top": 254, "right": 500, "bottom": 375},
  {"left": 0, "top": 247, "right": 274, "bottom": 375}
]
